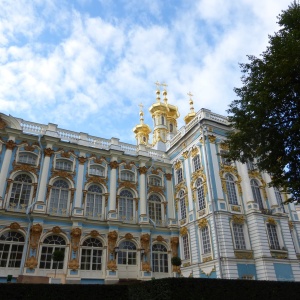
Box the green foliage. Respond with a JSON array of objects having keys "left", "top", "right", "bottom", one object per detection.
[
  {"left": 171, "top": 256, "right": 182, "bottom": 266},
  {"left": 226, "top": 1, "right": 300, "bottom": 202},
  {"left": 52, "top": 250, "right": 65, "bottom": 262}
]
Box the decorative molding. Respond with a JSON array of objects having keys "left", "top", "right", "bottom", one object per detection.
[
  {"left": 289, "top": 221, "right": 294, "bottom": 230},
  {"left": 78, "top": 156, "right": 87, "bottom": 165},
  {"left": 170, "top": 237, "right": 179, "bottom": 257},
  {"left": 202, "top": 256, "right": 212, "bottom": 263},
  {"left": 266, "top": 217, "right": 277, "bottom": 225},
  {"left": 208, "top": 135, "right": 216, "bottom": 143},
  {"left": 232, "top": 214, "right": 245, "bottom": 224},
  {"left": 165, "top": 173, "right": 172, "bottom": 181},
  {"left": 219, "top": 165, "right": 242, "bottom": 196},
  {"left": 180, "top": 227, "right": 188, "bottom": 236},
  {"left": 148, "top": 185, "right": 164, "bottom": 195},
  {"left": 198, "top": 218, "right": 208, "bottom": 229},
  {"left": 25, "top": 256, "right": 38, "bottom": 269},
  {"left": 118, "top": 181, "right": 138, "bottom": 192},
  {"left": 61, "top": 151, "right": 71, "bottom": 158},
  {"left": 107, "top": 260, "right": 117, "bottom": 271},
  {"left": 24, "top": 144, "right": 35, "bottom": 152},
  {"left": 30, "top": 224, "right": 43, "bottom": 249},
  {"left": 51, "top": 226, "right": 62, "bottom": 234},
  {"left": 142, "top": 261, "right": 151, "bottom": 272},
  {"left": 70, "top": 228, "right": 82, "bottom": 252},
  {"left": 270, "top": 250, "right": 288, "bottom": 259},
  {"left": 108, "top": 231, "right": 118, "bottom": 254},
  {"left": 6, "top": 140, "right": 16, "bottom": 150},
  {"left": 219, "top": 142, "right": 229, "bottom": 150},
  {"left": 191, "top": 146, "right": 199, "bottom": 157},
  {"left": 86, "top": 176, "right": 108, "bottom": 188},
  {"left": 44, "top": 148, "right": 54, "bottom": 157},
  {"left": 9, "top": 222, "right": 21, "bottom": 230},
  {"left": 138, "top": 166, "right": 148, "bottom": 174},
  {"left": 155, "top": 235, "right": 166, "bottom": 242},
  {"left": 141, "top": 233, "right": 150, "bottom": 254},
  {"left": 234, "top": 250, "right": 253, "bottom": 259},
  {"left": 50, "top": 170, "right": 75, "bottom": 184},
  {"left": 11, "top": 161, "right": 38, "bottom": 175},
  {"left": 125, "top": 233, "right": 133, "bottom": 240},
  {"left": 89, "top": 230, "right": 100, "bottom": 237},
  {"left": 109, "top": 161, "right": 119, "bottom": 169},
  {"left": 182, "top": 151, "right": 189, "bottom": 159},
  {"left": 174, "top": 161, "right": 181, "bottom": 170},
  {"left": 68, "top": 259, "right": 79, "bottom": 270}
]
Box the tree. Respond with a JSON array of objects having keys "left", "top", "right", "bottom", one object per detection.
[
  {"left": 52, "top": 249, "right": 65, "bottom": 278},
  {"left": 226, "top": 1, "right": 300, "bottom": 202}
]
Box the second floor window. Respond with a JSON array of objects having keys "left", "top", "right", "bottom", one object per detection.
[
  {"left": 18, "top": 152, "right": 37, "bottom": 165},
  {"left": 149, "top": 176, "right": 161, "bottom": 186},
  {"left": 201, "top": 226, "right": 211, "bottom": 254},
  {"left": 250, "top": 179, "right": 264, "bottom": 210},
  {"left": 55, "top": 159, "right": 72, "bottom": 171},
  {"left": 49, "top": 179, "right": 69, "bottom": 216},
  {"left": 176, "top": 168, "right": 183, "bottom": 184},
  {"left": 179, "top": 190, "right": 186, "bottom": 220},
  {"left": 232, "top": 223, "right": 246, "bottom": 250},
  {"left": 182, "top": 235, "right": 190, "bottom": 260},
  {"left": 119, "top": 190, "right": 134, "bottom": 221},
  {"left": 225, "top": 174, "right": 238, "bottom": 205},
  {"left": 193, "top": 155, "right": 201, "bottom": 172},
  {"left": 148, "top": 194, "right": 162, "bottom": 223},
  {"left": 120, "top": 171, "right": 134, "bottom": 181},
  {"left": 89, "top": 165, "right": 105, "bottom": 177},
  {"left": 196, "top": 178, "right": 206, "bottom": 211},
  {"left": 267, "top": 224, "right": 280, "bottom": 250},
  {"left": 86, "top": 185, "right": 103, "bottom": 219}
]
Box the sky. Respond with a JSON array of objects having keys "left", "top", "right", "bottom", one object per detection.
[{"left": 0, "top": 0, "right": 293, "bottom": 144}]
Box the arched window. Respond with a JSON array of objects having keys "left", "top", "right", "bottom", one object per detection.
[
  {"left": 49, "top": 180, "right": 69, "bottom": 216},
  {"left": 148, "top": 194, "right": 163, "bottom": 225},
  {"left": 18, "top": 152, "right": 37, "bottom": 165},
  {"left": 225, "top": 174, "right": 238, "bottom": 205},
  {"left": 39, "top": 235, "right": 66, "bottom": 269},
  {"left": 169, "top": 124, "right": 173, "bottom": 133},
  {"left": 161, "top": 116, "right": 165, "bottom": 125},
  {"left": 196, "top": 178, "right": 206, "bottom": 211},
  {"left": 152, "top": 244, "right": 168, "bottom": 273},
  {"left": 250, "top": 179, "right": 263, "bottom": 210},
  {"left": 193, "top": 155, "right": 201, "bottom": 172},
  {"left": 0, "top": 231, "right": 25, "bottom": 268},
  {"left": 86, "top": 185, "right": 103, "bottom": 219},
  {"left": 117, "top": 241, "right": 137, "bottom": 265},
  {"left": 232, "top": 223, "right": 246, "bottom": 250},
  {"left": 55, "top": 159, "right": 72, "bottom": 171},
  {"left": 9, "top": 174, "right": 33, "bottom": 211},
  {"left": 81, "top": 238, "right": 103, "bottom": 271},
  {"left": 119, "top": 190, "right": 134, "bottom": 223},
  {"left": 149, "top": 176, "right": 161, "bottom": 186},
  {"left": 89, "top": 165, "right": 105, "bottom": 177},
  {"left": 120, "top": 170, "right": 134, "bottom": 182},
  {"left": 179, "top": 190, "right": 186, "bottom": 220},
  {"left": 266, "top": 224, "right": 280, "bottom": 250}
]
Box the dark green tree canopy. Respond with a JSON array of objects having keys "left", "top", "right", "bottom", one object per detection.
[{"left": 226, "top": 1, "right": 300, "bottom": 202}]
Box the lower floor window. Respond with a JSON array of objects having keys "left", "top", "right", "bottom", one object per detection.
[
  {"left": 152, "top": 244, "right": 168, "bottom": 273},
  {"left": 117, "top": 241, "right": 137, "bottom": 265},
  {"left": 81, "top": 238, "right": 103, "bottom": 271}
]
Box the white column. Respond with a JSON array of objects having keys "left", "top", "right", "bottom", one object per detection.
[
  {"left": 74, "top": 153, "right": 86, "bottom": 208},
  {"left": 108, "top": 159, "right": 118, "bottom": 218},
  {"left": 0, "top": 138, "right": 16, "bottom": 200},
  {"left": 262, "top": 173, "right": 278, "bottom": 208},
  {"left": 36, "top": 146, "right": 53, "bottom": 203},
  {"left": 236, "top": 163, "right": 254, "bottom": 204},
  {"left": 166, "top": 171, "right": 175, "bottom": 219},
  {"left": 138, "top": 164, "right": 147, "bottom": 217}
]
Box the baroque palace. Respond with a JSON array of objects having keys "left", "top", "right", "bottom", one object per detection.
[{"left": 0, "top": 86, "right": 300, "bottom": 284}]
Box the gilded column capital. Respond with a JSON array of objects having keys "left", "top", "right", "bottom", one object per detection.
[
  {"left": 109, "top": 161, "right": 119, "bottom": 169},
  {"left": 138, "top": 166, "right": 148, "bottom": 174},
  {"left": 6, "top": 140, "right": 16, "bottom": 150},
  {"left": 182, "top": 151, "right": 189, "bottom": 159},
  {"left": 78, "top": 156, "right": 87, "bottom": 165},
  {"left": 165, "top": 173, "right": 172, "bottom": 181}
]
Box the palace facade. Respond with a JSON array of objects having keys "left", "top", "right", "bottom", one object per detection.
[{"left": 0, "top": 87, "right": 300, "bottom": 283}]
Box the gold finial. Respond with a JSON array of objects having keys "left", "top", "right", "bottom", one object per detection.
[
  {"left": 155, "top": 81, "right": 161, "bottom": 102},
  {"left": 155, "top": 81, "right": 161, "bottom": 89},
  {"left": 162, "top": 83, "right": 168, "bottom": 103},
  {"left": 187, "top": 91, "right": 195, "bottom": 113},
  {"left": 139, "top": 103, "right": 144, "bottom": 124}
]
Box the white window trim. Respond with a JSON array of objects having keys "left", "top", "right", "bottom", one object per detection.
[{"left": 54, "top": 157, "right": 74, "bottom": 172}]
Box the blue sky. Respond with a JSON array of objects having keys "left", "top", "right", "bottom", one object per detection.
[{"left": 0, "top": 0, "right": 292, "bottom": 144}]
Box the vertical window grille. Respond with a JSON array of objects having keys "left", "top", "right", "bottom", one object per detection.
[
  {"left": 179, "top": 191, "right": 186, "bottom": 220},
  {"left": 176, "top": 168, "right": 183, "bottom": 184},
  {"left": 225, "top": 174, "right": 238, "bottom": 205},
  {"left": 196, "top": 178, "right": 206, "bottom": 211},
  {"left": 9, "top": 174, "right": 32, "bottom": 210},
  {"left": 119, "top": 190, "right": 134, "bottom": 222},
  {"left": 232, "top": 223, "right": 246, "bottom": 250},
  {"left": 81, "top": 238, "right": 103, "bottom": 271},
  {"left": 193, "top": 155, "right": 201, "bottom": 172},
  {"left": 86, "top": 185, "right": 103, "bottom": 219},
  {"left": 0, "top": 231, "right": 25, "bottom": 268},
  {"left": 201, "top": 226, "right": 211, "bottom": 254},
  {"left": 152, "top": 244, "right": 168, "bottom": 273},
  {"left": 182, "top": 235, "right": 190, "bottom": 259},
  {"left": 267, "top": 224, "right": 280, "bottom": 250},
  {"left": 250, "top": 179, "right": 264, "bottom": 210},
  {"left": 117, "top": 241, "right": 137, "bottom": 265},
  {"left": 148, "top": 194, "right": 162, "bottom": 223},
  {"left": 49, "top": 180, "right": 69, "bottom": 216}
]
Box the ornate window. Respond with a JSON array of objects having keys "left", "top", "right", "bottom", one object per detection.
[
  {"left": 85, "top": 185, "right": 103, "bottom": 219},
  {"left": 266, "top": 224, "right": 280, "bottom": 250},
  {"left": 117, "top": 241, "right": 137, "bottom": 265},
  {"left": 0, "top": 231, "right": 25, "bottom": 268},
  {"left": 201, "top": 226, "right": 211, "bottom": 254},
  {"left": 120, "top": 170, "right": 134, "bottom": 182},
  {"left": 152, "top": 244, "right": 168, "bottom": 273},
  {"left": 148, "top": 194, "right": 163, "bottom": 225},
  {"left": 49, "top": 179, "right": 69, "bottom": 216},
  {"left": 250, "top": 179, "right": 263, "bottom": 210},
  {"left": 232, "top": 224, "right": 246, "bottom": 250},
  {"left": 274, "top": 188, "right": 285, "bottom": 212},
  {"left": 176, "top": 168, "right": 183, "bottom": 184},
  {"left": 149, "top": 176, "right": 161, "bottom": 186},
  {"left": 55, "top": 159, "right": 72, "bottom": 171},
  {"left": 89, "top": 165, "right": 105, "bottom": 177},
  {"left": 225, "top": 174, "right": 238, "bottom": 205},
  {"left": 119, "top": 190, "right": 134, "bottom": 222},
  {"left": 9, "top": 174, "right": 33, "bottom": 211},
  {"left": 81, "top": 238, "right": 103, "bottom": 271},
  {"left": 193, "top": 155, "right": 201, "bottom": 172},
  {"left": 182, "top": 235, "right": 190, "bottom": 260},
  {"left": 196, "top": 178, "right": 206, "bottom": 211},
  {"left": 39, "top": 235, "right": 66, "bottom": 269},
  {"left": 179, "top": 190, "right": 186, "bottom": 220},
  {"left": 18, "top": 152, "right": 37, "bottom": 165}
]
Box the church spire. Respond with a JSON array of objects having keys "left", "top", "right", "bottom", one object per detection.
[
  {"left": 132, "top": 103, "right": 151, "bottom": 146},
  {"left": 184, "top": 92, "right": 196, "bottom": 124}
]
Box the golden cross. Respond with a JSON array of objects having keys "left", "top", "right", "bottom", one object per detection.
[
  {"left": 187, "top": 91, "right": 193, "bottom": 98},
  {"left": 161, "top": 82, "right": 168, "bottom": 89},
  {"left": 154, "top": 81, "right": 160, "bottom": 89},
  {"left": 139, "top": 103, "right": 144, "bottom": 111}
]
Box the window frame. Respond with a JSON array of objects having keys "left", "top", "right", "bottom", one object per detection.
[
  {"left": 176, "top": 168, "right": 183, "bottom": 184},
  {"left": 55, "top": 158, "right": 73, "bottom": 172},
  {"left": 85, "top": 184, "right": 104, "bottom": 220},
  {"left": 196, "top": 178, "right": 206, "bottom": 211},
  {"left": 120, "top": 170, "right": 135, "bottom": 182},
  {"left": 18, "top": 151, "right": 38, "bottom": 166},
  {"left": 179, "top": 190, "right": 187, "bottom": 220},
  {"left": 48, "top": 179, "right": 70, "bottom": 216},
  {"left": 232, "top": 223, "right": 247, "bottom": 250},
  {"left": 148, "top": 194, "right": 163, "bottom": 225},
  {"left": 89, "top": 164, "right": 105, "bottom": 177},
  {"left": 193, "top": 154, "right": 201, "bottom": 172},
  {"left": 250, "top": 179, "right": 264, "bottom": 210},
  {"left": 201, "top": 226, "right": 212, "bottom": 255},
  {"left": 118, "top": 190, "right": 135, "bottom": 223},
  {"left": 117, "top": 240, "right": 137, "bottom": 266},
  {"left": 182, "top": 235, "right": 190, "bottom": 260},
  {"left": 225, "top": 174, "right": 239, "bottom": 205},
  {"left": 266, "top": 223, "right": 281, "bottom": 250},
  {"left": 152, "top": 243, "right": 168, "bottom": 273},
  {"left": 80, "top": 237, "right": 103, "bottom": 271}
]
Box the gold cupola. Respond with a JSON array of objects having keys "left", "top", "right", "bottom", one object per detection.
[
  {"left": 149, "top": 82, "right": 179, "bottom": 150},
  {"left": 184, "top": 92, "right": 196, "bottom": 124},
  {"left": 133, "top": 103, "right": 151, "bottom": 146}
]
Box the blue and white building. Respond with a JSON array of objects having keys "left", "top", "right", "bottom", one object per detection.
[{"left": 0, "top": 87, "right": 300, "bottom": 283}]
